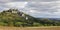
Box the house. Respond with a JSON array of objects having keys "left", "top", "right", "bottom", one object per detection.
[
  {"left": 26, "top": 17, "right": 28, "bottom": 20},
  {"left": 12, "top": 10, "right": 18, "bottom": 13},
  {"left": 11, "top": 9, "right": 18, "bottom": 13},
  {"left": 22, "top": 14, "right": 25, "bottom": 17}
]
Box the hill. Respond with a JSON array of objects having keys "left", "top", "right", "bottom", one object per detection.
[
  {"left": 0, "top": 9, "right": 36, "bottom": 27},
  {"left": 0, "top": 9, "right": 60, "bottom": 27}
]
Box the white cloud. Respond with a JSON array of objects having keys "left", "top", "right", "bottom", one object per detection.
[
  {"left": 5, "top": 2, "right": 28, "bottom": 8},
  {"left": 24, "top": 1, "right": 60, "bottom": 18},
  {"left": 0, "top": 0, "right": 10, "bottom": 2},
  {"left": 0, "top": 0, "right": 60, "bottom": 18},
  {"left": 30, "top": 10, "right": 40, "bottom": 13},
  {"left": 0, "top": 0, "right": 59, "bottom": 3}
]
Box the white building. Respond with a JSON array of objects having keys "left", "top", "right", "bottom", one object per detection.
[
  {"left": 26, "top": 17, "right": 28, "bottom": 20},
  {"left": 22, "top": 14, "right": 25, "bottom": 17},
  {"left": 12, "top": 10, "right": 18, "bottom": 13}
]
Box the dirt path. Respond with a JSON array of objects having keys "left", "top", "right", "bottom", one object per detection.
[{"left": 0, "top": 26, "right": 60, "bottom": 30}]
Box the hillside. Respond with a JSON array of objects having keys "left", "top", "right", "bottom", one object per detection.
[
  {"left": 0, "top": 9, "right": 36, "bottom": 27},
  {"left": 0, "top": 9, "right": 60, "bottom": 27}
]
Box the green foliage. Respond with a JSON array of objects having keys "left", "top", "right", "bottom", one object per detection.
[{"left": 0, "top": 9, "right": 60, "bottom": 27}]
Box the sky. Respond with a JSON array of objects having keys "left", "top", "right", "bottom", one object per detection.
[{"left": 0, "top": 0, "right": 60, "bottom": 18}]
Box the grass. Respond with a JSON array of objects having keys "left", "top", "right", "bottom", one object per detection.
[{"left": 0, "top": 26, "right": 60, "bottom": 30}]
